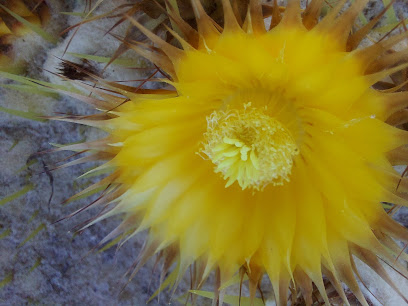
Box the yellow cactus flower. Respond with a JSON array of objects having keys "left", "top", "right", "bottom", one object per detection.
[{"left": 53, "top": 0, "right": 408, "bottom": 304}]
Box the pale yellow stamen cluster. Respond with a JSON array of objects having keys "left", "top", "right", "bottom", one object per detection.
[{"left": 202, "top": 106, "right": 298, "bottom": 190}]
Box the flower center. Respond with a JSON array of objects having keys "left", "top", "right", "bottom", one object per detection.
[{"left": 202, "top": 106, "right": 298, "bottom": 190}]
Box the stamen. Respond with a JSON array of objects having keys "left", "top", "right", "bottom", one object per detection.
[{"left": 201, "top": 107, "right": 298, "bottom": 190}]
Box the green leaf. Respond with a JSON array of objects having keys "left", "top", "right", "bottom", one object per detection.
[
  {"left": 63, "top": 185, "right": 106, "bottom": 205},
  {"left": 60, "top": 11, "right": 89, "bottom": 17},
  {"left": 49, "top": 139, "right": 86, "bottom": 149},
  {"left": 373, "top": 19, "right": 408, "bottom": 34},
  {"left": 86, "top": 0, "right": 106, "bottom": 16},
  {"left": 16, "top": 158, "right": 38, "bottom": 174},
  {"left": 358, "top": 12, "right": 368, "bottom": 26},
  {"left": 0, "top": 273, "right": 13, "bottom": 288},
  {"left": 67, "top": 52, "right": 137, "bottom": 67},
  {"left": 77, "top": 164, "right": 114, "bottom": 180},
  {"left": 0, "top": 184, "right": 34, "bottom": 206},
  {"left": 165, "top": 0, "right": 183, "bottom": 37},
  {"left": 382, "top": 0, "right": 399, "bottom": 24},
  {"left": 8, "top": 139, "right": 19, "bottom": 152},
  {"left": 28, "top": 209, "right": 40, "bottom": 224},
  {"left": 0, "top": 4, "right": 57, "bottom": 44},
  {"left": 0, "top": 228, "right": 11, "bottom": 239},
  {"left": 0, "top": 83, "right": 59, "bottom": 98},
  {"left": 382, "top": 202, "right": 393, "bottom": 209},
  {"left": 0, "top": 71, "right": 77, "bottom": 95},
  {"left": 18, "top": 223, "right": 46, "bottom": 247},
  {"left": 97, "top": 235, "right": 123, "bottom": 253},
  {"left": 0, "top": 105, "right": 46, "bottom": 122},
  {"left": 219, "top": 273, "right": 248, "bottom": 291},
  {"left": 148, "top": 268, "right": 179, "bottom": 302},
  {"left": 28, "top": 257, "right": 42, "bottom": 274}
]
